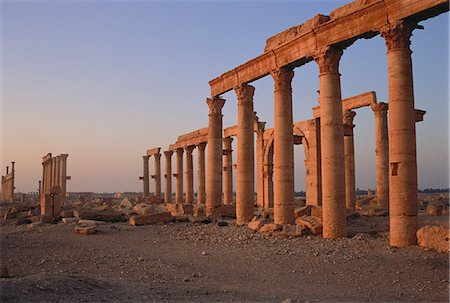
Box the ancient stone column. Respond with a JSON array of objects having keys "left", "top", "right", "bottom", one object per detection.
[
  {"left": 223, "top": 137, "right": 234, "bottom": 205},
  {"left": 184, "top": 146, "right": 195, "bottom": 205},
  {"left": 270, "top": 68, "right": 295, "bottom": 225},
  {"left": 314, "top": 46, "right": 346, "bottom": 238},
  {"left": 175, "top": 148, "right": 184, "bottom": 204},
  {"left": 235, "top": 83, "right": 255, "bottom": 224},
  {"left": 38, "top": 180, "right": 42, "bottom": 198},
  {"left": 55, "top": 156, "right": 61, "bottom": 188},
  {"left": 59, "top": 154, "right": 68, "bottom": 205},
  {"left": 381, "top": 21, "right": 418, "bottom": 247},
  {"left": 305, "top": 119, "right": 321, "bottom": 206},
  {"left": 142, "top": 156, "right": 150, "bottom": 198},
  {"left": 164, "top": 151, "right": 173, "bottom": 203},
  {"left": 206, "top": 97, "right": 225, "bottom": 216},
  {"left": 197, "top": 143, "right": 206, "bottom": 204},
  {"left": 51, "top": 157, "right": 57, "bottom": 187},
  {"left": 154, "top": 153, "right": 162, "bottom": 199},
  {"left": 344, "top": 111, "right": 356, "bottom": 210},
  {"left": 371, "top": 102, "right": 389, "bottom": 210},
  {"left": 263, "top": 148, "right": 274, "bottom": 209},
  {"left": 256, "top": 127, "right": 265, "bottom": 208}
]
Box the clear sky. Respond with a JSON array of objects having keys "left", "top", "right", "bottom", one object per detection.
[{"left": 1, "top": 0, "right": 448, "bottom": 193}]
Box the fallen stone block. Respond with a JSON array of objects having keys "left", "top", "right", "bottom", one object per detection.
[
  {"left": 188, "top": 215, "right": 211, "bottom": 224},
  {"left": 310, "top": 206, "right": 322, "bottom": 219},
  {"left": 74, "top": 225, "right": 97, "bottom": 235},
  {"left": 294, "top": 205, "right": 312, "bottom": 218},
  {"left": 62, "top": 217, "right": 79, "bottom": 224},
  {"left": 295, "top": 216, "right": 323, "bottom": 234},
  {"left": 426, "top": 203, "right": 443, "bottom": 216},
  {"left": 120, "top": 198, "right": 133, "bottom": 209},
  {"left": 248, "top": 220, "right": 263, "bottom": 231},
  {"left": 193, "top": 204, "right": 206, "bottom": 217},
  {"left": 132, "top": 203, "right": 155, "bottom": 215},
  {"left": 73, "top": 209, "right": 126, "bottom": 223},
  {"left": 282, "top": 224, "right": 302, "bottom": 237},
  {"left": 129, "top": 212, "right": 173, "bottom": 226},
  {"left": 78, "top": 219, "right": 106, "bottom": 225},
  {"left": 165, "top": 203, "right": 179, "bottom": 216},
  {"left": 417, "top": 225, "right": 449, "bottom": 253},
  {"left": 259, "top": 223, "right": 282, "bottom": 233}
]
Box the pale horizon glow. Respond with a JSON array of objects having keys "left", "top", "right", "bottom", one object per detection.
[{"left": 1, "top": 1, "right": 448, "bottom": 193}]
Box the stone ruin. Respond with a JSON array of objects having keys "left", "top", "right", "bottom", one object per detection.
[
  {"left": 1, "top": 162, "right": 15, "bottom": 202},
  {"left": 139, "top": 0, "right": 448, "bottom": 248}
]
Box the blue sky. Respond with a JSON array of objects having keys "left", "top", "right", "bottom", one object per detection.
[{"left": 1, "top": 0, "right": 448, "bottom": 193}]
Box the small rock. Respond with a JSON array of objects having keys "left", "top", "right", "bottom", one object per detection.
[
  {"left": 201, "top": 251, "right": 207, "bottom": 256},
  {"left": 259, "top": 223, "right": 282, "bottom": 233},
  {"left": 74, "top": 226, "right": 97, "bottom": 235},
  {"left": 248, "top": 220, "right": 263, "bottom": 231}
]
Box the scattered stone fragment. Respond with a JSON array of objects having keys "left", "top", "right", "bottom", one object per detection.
[
  {"left": 310, "top": 206, "right": 322, "bottom": 219},
  {"left": 193, "top": 204, "right": 206, "bottom": 217},
  {"left": 426, "top": 203, "right": 443, "bottom": 216},
  {"left": 77, "top": 219, "right": 106, "bottom": 225},
  {"left": 282, "top": 224, "right": 302, "bottom": 237},
  {"left": 129, "top": 212, "right": 173, "bottom": 226},
  {"left": 120, "top": 198, "right": 133, "bottom": 209},
  {"left": 73, "top": 209, "right": 125, "bottom": 223},
  {"left": 27, "top": 222, "right": 43, "bottom": 229},
  {"left": 188, "top": 215, "right": 211, "bottom": 224},
  {"left": 132, "top": 203, "right": 155, "bottom": 215},
  {"left": 294, "top": 205, "right": 312, "bottom": 218},
  {"left": 417, "top": 225, "right": 449, "bottom": 253},
  {"left": 248, "top": 220, "right": 263, "bottom": 231},
  {"left": 295, "top": 216, "right": 323, "bottom": 234},
  {"left": 61, "top": 218, "right": 79, "bottom": 224},
  {"left": 259, "top": 223, "right": 282, "bottom": 233},
  {"left": 74, "top": 225, "right": 97, "bottom": 235}
]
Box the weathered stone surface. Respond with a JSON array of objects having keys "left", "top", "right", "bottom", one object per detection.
[
  {"left": 120, "top": 198, "right": 133, "bottom": 209},
  {"left": 165, "top": 203, "right": 179, "bottom": 216},
  {"left": 282, "top": 224, "right": 302, "bottom": 237},
  {"left": 180, "top": 204, "right": 194, "bottom": 215},
  {"left": 259, "top": 223, "right": 282, "bottom": 233},
  {"left": 188, "top": 215, "right": 211, "bottom": 224},
  {"left": 248, "top": 220, "right": 263, "bottom": 231},
  {"left": 294, "top": 205, "right": 312, "bottom": 218},
  {"left": 416, "top": 225, "right": 449, "bottom": 253},
  {"left": 310, "top": 206, "right": 322, "bottom": 219},
  {"left": 78, "top": 219, "right": 106, "bottom": 225},
  {"left": 74, "top": 225, "right": 97, "bottom": 235},
  {"left": 295, "top": 216, "right": 323, "bottom": 234},
  {"left": 129, "top": 212, "right": 173, "bottom": 226}
]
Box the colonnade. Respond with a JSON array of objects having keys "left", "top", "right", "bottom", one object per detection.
[{"left": 40, "top": 153, "right": 69, "bottom": 218}]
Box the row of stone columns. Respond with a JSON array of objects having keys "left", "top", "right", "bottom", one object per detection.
[
  {"left": 203, "top": 20, "right": 419, "bottom": 246},
  {"left": 140, "top": 148, "right": 161, "bottom": 199},
  {"left": 40, "top": 153, "right": 69, "bottom": 218}
]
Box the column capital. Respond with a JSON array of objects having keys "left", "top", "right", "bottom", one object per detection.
[
  {"left": 314, "top": 46, "right": 343, "bottom": 74},
  {"left": 206, "top": 96, "right": 225, "bottom": 115},
  {"left": 371, "top": 102, "right": 388, "bottom": 117},
  {"left": 343, "top": 110, "right": 356, "bottom": 125},
  {"left": 143, "top": 155, "right": 150, "bottom": 160},
  {"left": 184, "top": 145, "right": 195, "bottom": 154},
  {"left": 379, "top": 21, "right": 414, "bottom": 52},
  {"left": 176, "top": 148, "right": 184, "bottom": 156},
  {"left": 154, "top": 153, "right": 161, "bottom": 160},
  {"left": 197, "top": 142, "right": 207, "bottom": 151},
  {"left": 235, "top": 83, "right": 255, "bottom": 104},
  {"left": 223, "top": 137, "right": 233, "bottom": 145},
  {"left": 270, "top": 67, "right": 294, "bottom": 91},
  {"left": 164, "top": 150, "right": 173, "bottom": 157}
]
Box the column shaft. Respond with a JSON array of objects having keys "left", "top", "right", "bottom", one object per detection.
[
  {"left": 154, "top": 154, "right": 162, "bottom": 198},
  {"left": 185, "top": 146, "right": 194, "bottom": 205},
  {"left": 223, "top": 137, "right": 233, "bottom": 205},
  {"left": 175, "top": 148, "right": 184, "bottom": 204},
  {"left": 344, "top": 111, "right": 356, "bottom": 210},
  {"left": 372, "top": 102, "right": 389, "bottom": 209},
  {"left": 164, "top": 151, "right": 173, "bottom": 203},
  {"left": 271, "top": 68, "right": 295, "bottom": 225},
  {"left": 381, "top": 21, "right": 418, "bottom": 246},
  {"left": 256, "top": 128, "right": 265, "bottom": 208},
  {"left": 315, "top": 46, "right": 346, "bottom": 238},
  {"left": 205, "top": 97, "right": 225, "bottom": 216},
  {"left": 143, "top": 156, "right": 150, "bottom": 198},
  {"left": 235, "top": 84, "right": 255, "bottom": 224},
  {"left": 197, "top": 143, "right": 206, "bottom": 204},
  {"left": 59, "top": 154, "right": 68, "bottom": 205}
]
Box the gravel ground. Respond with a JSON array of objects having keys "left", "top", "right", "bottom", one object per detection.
[{"left": 0, "top": 212, "right": 448, "bottom": 303}]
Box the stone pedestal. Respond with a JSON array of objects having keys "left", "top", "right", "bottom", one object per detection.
[
  {"left": 197, "top": 143, "right": 206, "bottom": 204},
  {"left": 223, "top": 137, "right": 233, "bottom": 205},
  {"left": 235, "top": 83, "right": 255, "bottom": 224},
  {"left": 185, "top": 146, "right": 195, "bottom": 205},
  {"left": 142, "top": 156, "right": 150, "bottom": 198},
  {"left": 154, "top": 154, "right": 161, "bottom": 199},
  {"left": 344, "top": 111, "right": 356, "bottom": 210},
  {"left": 314, "top": 46, "right": 346, "bottom": 238},
  {"left": 271, "top": 68, "right": 295, "bottom": 225},
  {"left": 381, "top": 21, "right": 418, "bottom": 247},
  {"left": 164, "top": 151, "right": 173, "bottom": 203},
  {"left": 175, "top": 148, "right": 184, "bottom": 204},
  {"left": 371, "top": 102, "right": 389, "bottom": 210},
  {"left": 206, "top": 97, "right": 225, "bottom": 216}
]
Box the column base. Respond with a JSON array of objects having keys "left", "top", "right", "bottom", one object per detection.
[{"left": 390, "top": 214, "right": 418, "bottom": 247}]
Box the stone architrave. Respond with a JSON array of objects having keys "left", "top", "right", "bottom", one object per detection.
[
  {"left": 223, "top": 137, "right": 234, "bottom": 205},
  {"left": 205, "top": 97, "right": 225, "bottom": 216},
  {"left": 164, "top": 151, "right": 173, "bottom": 203},
  {"left": 314, "top": 46, "right": 346, "bottom": 238},
  {"left": 343, "top": 110, "right": 356, "bottom": 210},
  {"left": 270, "top": 67, "right": 295, "bottom": 225},
  {"left": 197, "top": 143, "right": 206, "bottom": 204},
  {"left": 380, "top": 21, "right": 418, "bottom": 247},
  {"left": 235, "top": 83, "right": 255, "bottom": 224},
  {"left": 175, "top": 148, "right": 184, "bottom": 204},
  {"left": 142, "top": 156, "right": 150, "bottom": 198},
  {"left": 154, "top": 153, "right": 162, "bottom": 198},
  {"left": 371, "top": 102, "right": 389, "bottom": 210},
  {"left": 185, "top": 146, "right": 195, "bottom": 205}
]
